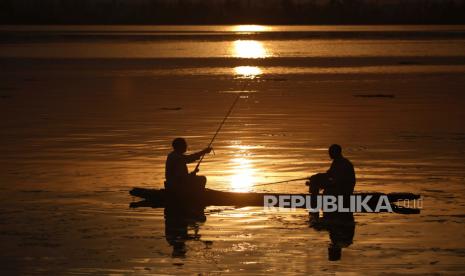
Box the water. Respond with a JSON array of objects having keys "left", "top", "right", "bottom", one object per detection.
[{"left": 0, "top": 25, "right": 465, "bottom": 274}]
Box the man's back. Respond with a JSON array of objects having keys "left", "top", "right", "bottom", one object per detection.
[
  {"left": 326, "top": 157, "right": 356, "bottom": 195},
  {"left": 165, "top": 151, "right": 189, "bottom": 190},
  {"left": 165, "top": 150, "right": 205, "bottom": 190}
]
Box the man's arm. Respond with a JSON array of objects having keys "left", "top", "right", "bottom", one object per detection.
[
  {"left": 326, "top": 161, "right": 335, "bottom": 178},
  {"left": 184, "top": 147, "right": 213, "bottom": 164}
]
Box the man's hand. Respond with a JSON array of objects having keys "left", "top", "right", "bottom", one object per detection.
[
  {"left": 190, "top": 167, "right": 199, "bottom": 175},
  {"left": 203, "top": 147, "right": 213, "bottom": 155}
]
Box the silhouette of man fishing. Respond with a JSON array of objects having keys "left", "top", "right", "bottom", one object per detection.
[
  {"left": 307, "top": 144, "right": 356, "bottom": 195},
  {"left": 164, "top": 95, "right": 239, "bottom": 200},
  {"left": 165, "top": 138, "right": 212, "bottom": 197},
  {"left": 307, "top": 144, "right": 356, "bottom": 261}
]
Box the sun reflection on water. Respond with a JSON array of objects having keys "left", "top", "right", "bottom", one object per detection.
[
  {"left": 233, "top": 40, "right": 268, "bottom": 58},
  {"left": 234, "top": 66, "right": 262, "bottom": 78},
  {"left": 231, "top": 39, "right": 267, "bottom": 78},
  {"left": 227, "top": 142, "right": 263, "bottom": 192},
  {"left": 233, "top": 25, "right": 268, "bottom": 32},
  {"left": 229, "top": 157, "right": 257, "bottom": 192}
]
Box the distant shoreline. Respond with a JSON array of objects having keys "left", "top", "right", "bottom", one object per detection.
[
  {"left": 2, "top": 0, "right": 465, "bottom": 25},
  {"left": 3, "top": 23, "right": 465, "bottom": 26}
]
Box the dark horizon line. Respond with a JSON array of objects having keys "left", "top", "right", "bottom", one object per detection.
[
  {"left": 3, "top": 22, "right": 465, "bottom": 26},
  {"left": 2, "top": 0, "right": 465, "bottom": 25}
]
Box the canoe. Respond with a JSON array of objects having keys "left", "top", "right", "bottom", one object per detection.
[{"left": 129, "top": 187, "right": 421, "bottom": 214}]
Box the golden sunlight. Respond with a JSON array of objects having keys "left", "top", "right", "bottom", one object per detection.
[
  {"left": 233, "top": 25, "right": 268, "bottom": 32},
  {"left": 229, "top": 157, "right": 257, "bottom": 192},
  {"left": 234, "top": 66, "right": 262, "bottom": 78},
  {"left": 233, "top": 40, "right": 268, "bottom": 58}
]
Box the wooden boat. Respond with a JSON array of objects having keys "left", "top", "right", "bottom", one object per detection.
[{"left": 129, "top": 187, "right": 421, "bottom": 214}]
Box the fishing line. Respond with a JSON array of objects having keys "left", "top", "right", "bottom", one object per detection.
[
  {"left": 195, "top": 79, "right": 248, "bottom": 171},
  {"left": 251, "top": 176, "right": 310, "bottom": 187}
]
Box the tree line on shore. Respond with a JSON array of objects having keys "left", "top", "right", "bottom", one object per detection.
[{"left": 1, "top": 0, "right": 464, "bottom": 24}]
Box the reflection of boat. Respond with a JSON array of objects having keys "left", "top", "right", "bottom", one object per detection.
[{"left": 129, "top": 187, "right": 420, "bottom": 214}]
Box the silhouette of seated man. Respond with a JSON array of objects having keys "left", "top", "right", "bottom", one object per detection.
[
  {"left": 165, "top": 138, "right": 212, "bottom": 197},
  {"left": 307, "top": 144, "right": 356, "bottom": 195}
]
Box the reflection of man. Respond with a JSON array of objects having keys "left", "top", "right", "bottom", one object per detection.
[
  {"left": 164, "top": 206, "right": 206, "bottom": 258},
  {"left": 165, "top": 138, "right": 212, "bottom": 196},
  {"left": 309, "top": 212, "right": 355, "bottom": 261},
  {"left": 308, "top": 144, "right": 356, "bottom": 195}
]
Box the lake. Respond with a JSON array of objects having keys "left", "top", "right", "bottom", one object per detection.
[{"left": 0, "top": 25, "right": 464, "bottom": 274}]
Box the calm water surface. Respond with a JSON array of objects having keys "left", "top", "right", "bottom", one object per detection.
[{"left": 0, "top": 25, "right": 464, "bottom": 274}]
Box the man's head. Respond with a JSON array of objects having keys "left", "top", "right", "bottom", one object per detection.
[
  {"left": 328, "top": 144, "right": 343, "bottom": 160},
  {"left": 172, "top": 137, "right": 187, "bottom": 153}
]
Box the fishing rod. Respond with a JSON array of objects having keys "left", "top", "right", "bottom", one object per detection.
[
  {"left": 194, "top": 92, "right": 242, "bottom": 172},
  {"left": 251, "top": 177, "right": 310, "bottom": 187}
]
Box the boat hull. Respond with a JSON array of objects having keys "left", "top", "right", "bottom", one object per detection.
[{"left": 129, "top": 187, "right": 420, "bottom": 213}]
